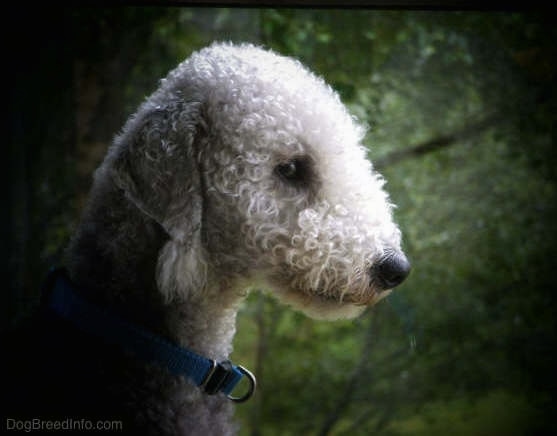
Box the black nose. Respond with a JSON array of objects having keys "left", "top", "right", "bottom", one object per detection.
[{"left": 374, "top": 252, "right": 411, "bottom": 290}]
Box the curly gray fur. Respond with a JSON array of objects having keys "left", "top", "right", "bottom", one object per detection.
[{"left": 62, "top": 42, "right": 409, "bottom": 434}]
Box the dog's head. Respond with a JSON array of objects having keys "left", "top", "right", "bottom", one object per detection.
[{"left": 107, "top": 42, "right": 410, "bottom": 319}]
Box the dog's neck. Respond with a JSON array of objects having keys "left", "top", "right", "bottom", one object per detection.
[
  {"left": 66, "top": 184, "right": 243, "bottom": 361},
  {"left": 165, "top": 291, "right": 243, "bottom": 361}
]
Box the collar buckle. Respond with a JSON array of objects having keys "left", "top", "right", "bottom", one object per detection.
[
  {"left": 201, "top": 360, "right": 256, "bottom": 402},
  {"left": 200, "top": 360, "right": 256, "bottom": 403}
]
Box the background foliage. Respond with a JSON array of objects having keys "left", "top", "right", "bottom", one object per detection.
[{"left": 5, "top": 6, "right": 556, "bottom": 435}]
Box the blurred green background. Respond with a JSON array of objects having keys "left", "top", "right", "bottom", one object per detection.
[{"left": 5, "top": 6, "right": 556, "bottom": 435}]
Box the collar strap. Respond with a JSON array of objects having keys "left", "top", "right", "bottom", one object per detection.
[{"left": 41, "top": 268, "right": 256, "bottom": 403}]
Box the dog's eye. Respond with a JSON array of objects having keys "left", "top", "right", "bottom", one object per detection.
[
  {"left": 275, "top": 155, "right": 315, "bottom": 188},
  {"left": 275, "top": 157, "right": 309, "bottom": 185},
  {"left": 276, "top": 161, "right": 299, "bottom": 179}
]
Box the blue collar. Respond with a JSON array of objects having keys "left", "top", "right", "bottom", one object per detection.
[{"left": 41, "top": 268, "right": 256, "bottom": 403}]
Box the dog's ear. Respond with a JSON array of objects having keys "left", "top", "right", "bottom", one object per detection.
[
  {"left": 108, "top": 102, "right": 208, "bottom": 300},
  {"left": 109, "top": 102, "right": 204, "bottom": 244}
]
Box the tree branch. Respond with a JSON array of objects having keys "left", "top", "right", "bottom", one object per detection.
[{"left": 374, "top": 115, "right": 501, "bottom": 170}]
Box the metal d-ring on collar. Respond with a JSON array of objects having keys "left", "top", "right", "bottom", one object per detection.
[
  {"left": 201, "top": 360, "right": 257, "bottom": 403},
  {"left": 228, "top": 365, "right": 256, "bottom": 403},
  {"left": 42, "top": 268, "right": 257, "bottom": 403}
]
